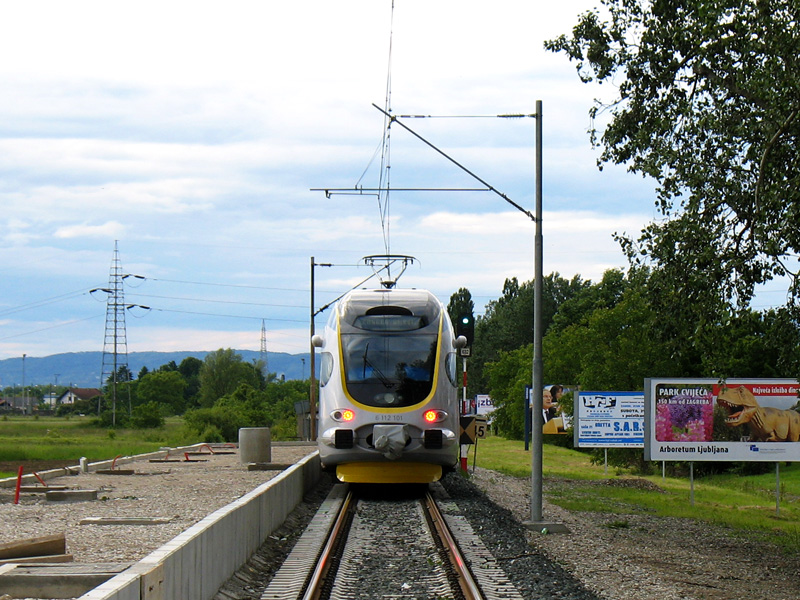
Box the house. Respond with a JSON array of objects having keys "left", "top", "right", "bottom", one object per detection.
[
  {"left": 0, "top": 396, "right": 32, "bottom": 412},
  {"left": 57, "top": 388, "right": 102, "bottom": 405}
]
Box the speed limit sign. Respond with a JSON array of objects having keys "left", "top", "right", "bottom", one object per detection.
[{"left": 474, "top": 415, "right": 488, "bottom": 439}]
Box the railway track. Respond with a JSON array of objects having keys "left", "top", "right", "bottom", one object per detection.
[{"left": 260, "top": 483, "right": 522, "bottom": 600}]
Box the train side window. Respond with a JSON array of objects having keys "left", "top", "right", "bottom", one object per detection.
[
  {"left": 320, "top": 352, "right": 334, "bottom": 387},
  {"left": 445, "top": 352, "right": 457, "bottom": 387}
]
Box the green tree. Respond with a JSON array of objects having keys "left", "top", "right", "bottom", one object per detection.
[
  {"left": 698, "top": 307, "right": 800, "bottom": 378},
  {"left": 183, "top": 379, "right": 305, "bottom": 441},
  {"left": 546, "top": 0, "right": 800, "bottom": 312},
  {"left": 470, "top": 273, "right": 590, "bottom": 393},
  {"left": 447, "top": 287, "right": 475, "bottom": 331},
  {"left": 544, "top": 285, "right": 676, "bottom": 390},
  {"left": 130, "top": 401, "right": 165, "bottom": 429},
  {"left": 137, "top": 371, "right": 187, "bottom": 415},
  {"left": 198, "top": 348, "right": 259, "bottom": 407},
  {"left": 263, "top": 379, "right": 308, "bottom": 439},
  {"left": 486, "top": 270, "right": 666, "bottom": 438},
  {"left": 179, "top": 356, "right": 203, "bottom": 408},
  {"left": 548, "top": 269, "right": 627, "bottom": 336},
  {"left": 106, "top": 365, "right": 133, "bottom": 385},
  {"left": 484, "top": 345, "right": 532, "bottom": 439}
]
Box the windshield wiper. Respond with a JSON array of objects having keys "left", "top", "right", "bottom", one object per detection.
[{"left": 363, "top": 343, "right": 394, "bottom": 388}]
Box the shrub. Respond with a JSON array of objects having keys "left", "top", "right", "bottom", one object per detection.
[
  {"left": 201, "top": 425, "right": 225, "bottom": 443},
  {"left": 130, "top": 402, "right": 166, "bottom": 429}
]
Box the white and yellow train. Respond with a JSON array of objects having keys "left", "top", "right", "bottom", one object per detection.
[{"left": 312, "top": 287, "right": 464, "bottom": 483}]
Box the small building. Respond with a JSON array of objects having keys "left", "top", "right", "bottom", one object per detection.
[
  {"left": 57, "top": 388, "right": 102, "bottom": 405},
  {"left": 0, "top": 396, "right": 32, "bottom": 413}
]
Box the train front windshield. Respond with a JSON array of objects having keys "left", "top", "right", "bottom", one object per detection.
[
  {"left": 336, "top": 291, "right": 443, "bottom": 408},
  {"left": 341, "top": 332, "right": 438, "bottom": 407}
]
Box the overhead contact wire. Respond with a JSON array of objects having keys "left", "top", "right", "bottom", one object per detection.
[{"left": 378, "top": 0, "right": 396, "bottom": 257}]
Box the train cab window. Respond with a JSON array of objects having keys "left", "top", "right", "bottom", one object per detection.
[
  {"left": 353, "top": 306, "right": 427, "bottom": 332},
  {"left": 319, "top": 352, "right": 334, "bottom": 387},
  {"left": 445, "top": 352, "right": 457, "bottom": 387},
  {"left": 353, "top": 315, "right": 426, "bottom": 331},
  {"left": 337, "top": 290, "right": 443, "bottom": 407},
  {"left": 341, "top": 334, "right": 438, "bottom": 407}
]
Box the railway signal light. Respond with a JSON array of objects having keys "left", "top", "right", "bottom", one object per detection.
[{"left": 457, "top": 313, "right": 474, "bottom": 346}]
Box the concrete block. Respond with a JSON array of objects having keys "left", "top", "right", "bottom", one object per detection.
[{"left": 45, "top": 489, "right": 98, "bottom": 502}]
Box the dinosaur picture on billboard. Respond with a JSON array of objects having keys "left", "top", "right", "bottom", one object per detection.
[{"left": 717, "top": 385, "right": 800, "bottom": 442}]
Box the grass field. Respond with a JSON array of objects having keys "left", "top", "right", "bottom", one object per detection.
[
  {"left": 470, "top": 435, "right": 800, "bottom": 553},
  {"left": 0, "top": 415, "right": 196, "bottom": 477}
]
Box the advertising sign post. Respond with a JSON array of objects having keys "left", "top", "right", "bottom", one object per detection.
[
  {"left": 645, "top": 378, "right": 800, "bottom": 462},
  {"left": 575, "top": 391, "right": 645, "bottom": 448},
  {"left": 645, "top": 378, "right": 800, "bottom": 515},
  {"left": 575, "top": 391, "right": 644, "bottom": 476}
]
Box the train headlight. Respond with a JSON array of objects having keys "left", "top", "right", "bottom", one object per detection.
[
  {"left": 332, "top": 409, "right": 356, "bottom": 422},
  {"left": 423, "top": 409, "right": 447, "bottom": 423}
]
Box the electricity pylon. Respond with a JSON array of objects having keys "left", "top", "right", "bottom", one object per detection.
[
  {"left": 100, "top": 241, "right": 132, "bottom": 425},
  {"left": 260, "top": 319, "right": 269, "bottom": 375}
]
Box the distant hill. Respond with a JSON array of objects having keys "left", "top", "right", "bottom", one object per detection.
[{"left": 0, "top": 350, "right": 312, "bottom": 388}]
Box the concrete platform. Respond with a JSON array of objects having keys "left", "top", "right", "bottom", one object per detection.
[
  {"left": 79, "top": 451, "right": 321, "bottom": 600},
  {"left": 0, "top": 562, "right": 128, "bottom": 599}
]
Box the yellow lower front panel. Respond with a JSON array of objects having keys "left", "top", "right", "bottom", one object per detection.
[{"left": 336, "top": 462, "right": 443, "bottom": 484}]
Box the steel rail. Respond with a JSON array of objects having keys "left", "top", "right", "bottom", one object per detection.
[
  {"left": 299, "top": 489, "right": 483, "bottom": 600},
  {"left": 424, "top": 492, "right": 484, "bottom": 600},
  {"left": 301, "top": 489, "right": 355, "bottom": 600}
]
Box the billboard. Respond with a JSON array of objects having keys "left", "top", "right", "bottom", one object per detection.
[
  {"left": 645, "top": 378, "right": 800, "bottom": 461},
  {"left": 575, "top": 391, "right": 644, "bottom": 448},
  {"left": 475, "top": 394, "right": 495, "bottom": 417}
]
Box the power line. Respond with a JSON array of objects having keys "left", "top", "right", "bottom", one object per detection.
[
  {"left": 126, "top": 293, "right": 307, "bottom": 309},
  {"left": 392, "top": 113, "right": 538, "bottom": 119},
  {"left": 148, "top": 274, "right": 361, "bottom": 291},
  {"left": 130, "top": 306, "right": 308, "bottom": 323},
  {"left": 0, "top": 288, "right": 96, "bottom": 317},
  {"left": 0, "top": 314, "right": 103, "bottom": 342}
]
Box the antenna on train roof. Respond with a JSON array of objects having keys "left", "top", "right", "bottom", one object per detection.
[{"left": 362, "top": 254, "right": 417, "bottom": 289}]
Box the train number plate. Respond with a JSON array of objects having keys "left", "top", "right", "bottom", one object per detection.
[{"left": 374, "top": 415, "right": 404, "bottom": 422}]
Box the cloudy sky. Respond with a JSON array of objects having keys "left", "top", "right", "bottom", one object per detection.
[{"left": 0, "top": 0, "right": 734, "bottom": 361}]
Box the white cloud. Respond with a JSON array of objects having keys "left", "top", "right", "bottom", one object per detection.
[
  {"left": 0, "top": 0, "right": 669, "bottom": 361},
  {"left": 420, "top": 211, "right": 531, "bottom": 235},
  {"left": 54, "top": 221, "right": 126, "bottom": 239}
]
